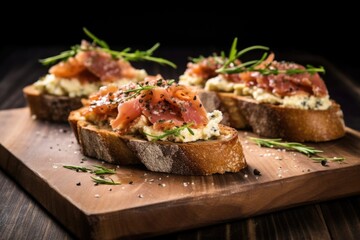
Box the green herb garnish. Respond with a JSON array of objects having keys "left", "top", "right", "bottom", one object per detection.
[
  {"left": 63, "top": 165, "right": 120, "bottom": 185},
  {"left": 219, "top": 63, "right": 326, "bottom": 75},
  {"left": 216, "top": 38, "right": 269, "bottom": 72},
  {"left": 39, "top": 45, "right": 81, "bottom": 66},
  {"left": 253, "top": 65, "right": 326, "bottom": 76},
  {"left": 63, "top": 165, "right": 116, "bottom": 175},
  {"left": 249, "top": 137, "right": 345, "bottom": 165},
  {"left": 145, "top": 123, "right": 194, "bottom": 141},
  {"left": 39, "top": 27, "right": 176, "bottom": 68},
  {"left": 248, "top": 137, "right": 323, "bottom": 156},
  {"left": 103, "top": 42, "right": 177, "bottom": 68},
  {"left": 122, "top": 84, "right": 156, "bottom": 101},
  {"left": 63, "top": 165, "right": 90, "bottom": 172},
  {"left": 91, "top": 176, "right": 121, "bottom": 185},
  {"left": 124, "top": 85, "right": 156, "bottom": 94},
  {"left": 91, "top": 165, "right": 116, "bottom": 175},
  {"left": 189, "top": 55, "right": 206, "bottom": 63},
  {"left": 215, "top": 38, "right": 325, "bottom": 76},
  {"left": 166, "top": 79, "right": 175, "bottom": 85},
  {"left": 122, "top": 79, "right": 175, "bottom": 101},
  {"left": 83, "top": 27, "right": 109, "bottom": 49}
]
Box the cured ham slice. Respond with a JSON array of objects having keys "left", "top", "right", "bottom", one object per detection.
[
  {"left": 84, "top": 79, "right": 209, "bottom": 134},
  {"left": 48, "top": 41, "right": 138, "bottom": 83}
]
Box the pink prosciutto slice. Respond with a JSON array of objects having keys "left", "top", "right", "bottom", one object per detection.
[
  {"left": 48, "top": 41, "right": 138, "bottom": 83},
  {"left": 240, "top": 61, "right": 328, "bottom": 98},
  {"left": 85, "top": 79, "right": 209, "bottom": 134}
]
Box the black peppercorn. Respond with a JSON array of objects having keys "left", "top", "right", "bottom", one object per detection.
[{"left": 253, "top": 169, "right": 261, "bottom": 176}]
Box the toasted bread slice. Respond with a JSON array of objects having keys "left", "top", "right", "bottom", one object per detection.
[
  {"left": 23, "top": 85, "right": 83, "bottom": 122},
  {"left": 199, "top": 91, "right": 345, "bottom": 142},
  {"left": 68, "top": 108, "right": 247, "bottom": 175},
  {"left": 68, "top": 109, "right": 140, "bottom": 165}
]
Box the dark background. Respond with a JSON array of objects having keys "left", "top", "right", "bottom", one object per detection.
[{"left": 1, "top": 6, "right": 359, "bottom": 71}]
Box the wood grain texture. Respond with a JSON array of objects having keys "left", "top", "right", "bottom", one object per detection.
[
  {"left": 1, "top": 108, "right": 360, "bottom": 239},
  {"left": 0, "top": 168, "right": 73, "bottom": 240},
  {"left": 1, "top": 48, "right": 360, "bottom": 240},
  {"left": 320, "top": 197, "right": 360, "bottom": 239}
]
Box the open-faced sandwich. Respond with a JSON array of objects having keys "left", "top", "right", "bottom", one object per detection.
[
  {"left": 69, "top": 78, "right": 246, "bottom": 175},
  {"left": 179, "top": 39, "right": 346, "bottom": 142},
  {"left": 23, "top": 28, "right": 176, "bottom": 122}
]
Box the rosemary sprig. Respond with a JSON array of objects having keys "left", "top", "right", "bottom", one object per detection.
[
  {"left": 122, "top": 79, "right": 175, "bottom": 101},
  {"left": 63, "top": 165, "right": 116, "bottom": 175},
  {"left": 124, "top": 85, "right": 156, "bottom": 94},
  {"left": 166, "top": 79, "right": 175, "bottom": 85},
  {"left": 311, "top": 157, "right": 345, "bottom": 163},
  {"left": 219, "top": 63, "right": 326, "bottom": 75},
  {"left": 91, "top": 176, "right": 121, "bottom": 185},
  {"left": 145, "top": 123, "right": 194, "bottom": 141},
  {"left": 215, "top": 37, "right": 325, "bottom": 76},
  {"left": 103, "top": 43, "right": 177, "bottom": 68},
  {"left": 63, "top": 165, "right": 120, "bottom": 185},
  {"left": 249, "top": 137, "right": 345, "bottom": 166},
  {"left": 91, "top": 165, "right": 116, "bottom": 175},
  {"left": 39, "top": 28, "right": 176, "bottom": 68},
  {"left": 270, "top": 65, "right": 326, "bottom": 75},
  {"left": 63, "top": 165, "right": 90, "bottom": 172},
  {"left": 248, "top": 137, "right": 323, "bottom": 156},
  {"left": 83, "top": 27, "right": 109, "bottom": 49},
  {"left": 216, "top": 37, "right": 269, "bottom": 72},
  {"left": 122, "top": 84, "right": 156, "bottom": 101},
  {"left": 39, "top": 45, "right": 81, "bottom": 66},
  {"left": 189, "top": 55, "right": 205, "bottom": 63},
  {"left": 259, "top": 65, "right": 326, "bottom": 75}
]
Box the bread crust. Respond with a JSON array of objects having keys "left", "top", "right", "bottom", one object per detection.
[
  {"left": 23, "top": 85, "right": 83, "bottom": 122},
  {"left": 199, "top": 92, "right": 346, "bottom": 142},
  {"left": 68, "top": 109, "right": 247, "bottom": 175},
  {"left": 199, "top": 91, "right": 345, "bottom": 142}
]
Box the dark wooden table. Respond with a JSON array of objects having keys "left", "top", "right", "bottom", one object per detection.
[{"left": 1, "top": 47, "right": 360, "bottom": 240}]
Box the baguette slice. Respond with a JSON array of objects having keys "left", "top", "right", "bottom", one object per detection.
[
  {"left": 200, "top": 91, "right": 346, "bottom": 142},
  {"left": 23, "top": 85, "right": 83, "bottom": 122},
  {"left": 69, "top": 108, "right": 247, "bottom": 175}
]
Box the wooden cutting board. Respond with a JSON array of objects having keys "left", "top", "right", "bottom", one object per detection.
[{"left": 1, "top": 108, "right": 360, "bottom": 239}]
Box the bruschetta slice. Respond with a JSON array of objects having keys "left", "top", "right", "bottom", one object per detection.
[
  {"left": 69, "top": 78, "right": 246, "bottom": 175},
  {"left": 69, "top": 77, "right": 246, "bottom": 175},
  {"left": 179, "top": 40, "right": 345, "bottom": 142}
]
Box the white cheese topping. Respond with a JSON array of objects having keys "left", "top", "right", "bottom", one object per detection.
[
  {"left": 282, "top": 95, "right": 331, "bottom": 110},
  {"left": 34, "top": 69, "right": 147, "bottom": 97},
  {"left": 204, "top": 75, "right": 234, "bottom": 92},
  {"left": 233, "top": 83, "right": 331, "bottom": 110},
  {"left": 34, "top": 74, "right": 101, "bottom": 97},
  {"left": 179, "top": 73, "right": 204, "bottom": 87},
  {"left": 202, "top": 75, "right": 332, "bottom": 110},
  {"left": 142, "top": 110, "right": 223, "bottom": 143}
]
